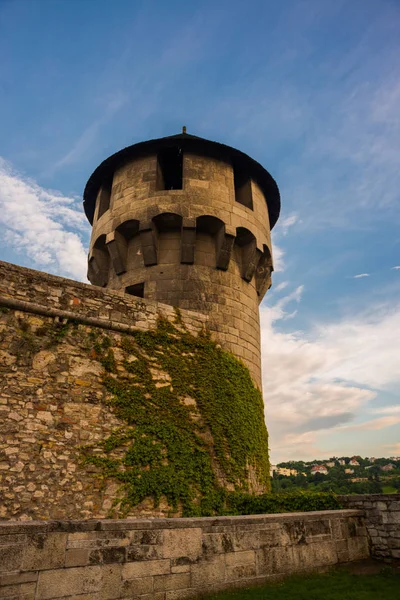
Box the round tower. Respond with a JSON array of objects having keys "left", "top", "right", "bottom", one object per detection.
[{"left": 83, "top": 131, "right": 280, "bottom": 388}]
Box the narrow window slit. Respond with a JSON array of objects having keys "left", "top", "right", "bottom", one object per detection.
[
  {"left": 234, "top": 166, "right": 253, "bottom": 210},
  {"left": 97, "top": 176, "right": 113, "bottom": 219},
  {"left": 156, "top": 146, "right": 183, "bottom": 190}
]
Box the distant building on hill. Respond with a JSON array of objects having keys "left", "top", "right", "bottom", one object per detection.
[
  {"left": 325, "top": 461, "right": 335, "bottom": 468},
  {"left": 311, "top": 465, "right": 328, "bottom": 475},
  {"left": 381, "top": 464, "right": 395, "bottom": 472},
  {"left": 270, "top": 466, "right": 298, "bottom": 477},
  {"left": 349, "top": 458, "right": 360, "bottom": 466},
  {"left": 339, "top": 459, "right": 346, "bottom": 466},
  {"left": 345, "top": 468, "right": 355, "bottom": 474}
]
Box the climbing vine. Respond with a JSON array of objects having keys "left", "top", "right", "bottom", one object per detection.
[{"left": 81, "top": 316, "right": 270, "bottom": 516}]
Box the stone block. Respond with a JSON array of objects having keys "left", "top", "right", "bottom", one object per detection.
[
  {"left": 126, "top": 544, "right": 163, "bottom": 561},
  {"left": 100, "top": 564, "right": 123, "bottom": 600},
  {"left": 256, "top": 546, "right": 294, "bottom": 575},
  {"left": 162, "top": 528, "right": 202, "bottom": 560},
  {"left": 347, "top": 537, "right": 370, "bottom": 561},
  {"left": 154, "top": 573, "right": 191, "bottom": 591},
  {"left": 0, "top": 544, "right": 23, "bottom": 572},
  {"left": 294, "top": 541, "right": 338, "bottom": 569},
  {"left": 22, "top": 533, "right": 68, "bottom": 570},
  {"left": 202, "top": 533, "right": 234, "bottom": 555},
  {"left": 122, "top": 559, "right": 170, "bottom": 579},
  {"left": 129, "top": 530, "right": 163, "bottom": 546},
  {"left": 0, "top": 583, "right": 20, "bottom": 598},
  {"left": 120, "top": 576, "right": 153, "bottom": 596},
  {"left": 191, "top": 555, "right": 226, "bottom": 586},
  {"left": 305, "top": 519, "right": 331, "bottom": 540},
  {"left": 226, "top": 563, "right": 257, "bottom": 581},
  {"left": 0, "top": 571, "right": 38, "bottom": 586},
  {"left": 19, "top": 582, "right": 36, "bottom": 600},
  {"left": 36, "top": 566, "right": 102, "bottom": 599},
  {"left": 65, "top": 548, "right": 90, "bottom": 567},
  {"left": 259, "top": 525, "right": 288, "bottom": 548},
  {"left": 89, "top": 546, "right": 126, "bottom": 564},
  {"left": 335, "top": 539, "right": 349, "bottom": 563},
  {"left": 225, "top": 550, "right": 255, "bottom": 567},
  {"left": 165, "top": 590, "right": 195, "bottom": 600},
  {"left": 232, "top": 530, "right": 260, "bottom": 551}
]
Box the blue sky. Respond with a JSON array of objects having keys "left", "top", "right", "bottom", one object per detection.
[{"left": 0, "top": 0, "right": 399, "bottom": 462}]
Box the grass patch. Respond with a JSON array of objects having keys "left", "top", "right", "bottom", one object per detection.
[
  {"left": 203, "top": 569, "right": 400, "bottom": 600},
  {"left": 382, "top": 485, "right": 397, "bottom": 494}
]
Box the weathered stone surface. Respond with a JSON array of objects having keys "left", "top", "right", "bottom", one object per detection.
[
  {"left": 122, "top": 559, "right": 171, "bottom": 579},
  {"left": 0, "top": 511, "right": 372, "bottom": 599},
  {"left": 22, "top": 533, "right": 67, "bottom": 570},
  {"left": 36, "top": 566, "right": 102, "bottom": 599},
  {"left": 162, "top": 528, "right": 202, "bottom": 560},
  {"left": 339, "top": 494, "right": 400, "bottom": 561}
]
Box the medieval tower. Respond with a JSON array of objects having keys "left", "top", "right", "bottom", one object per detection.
[
  {"left": 0, "top": 130, "right": 281, "bottom": 522},
  {"left": 84, "top": 130, "right": 280, "bottom": 389}
]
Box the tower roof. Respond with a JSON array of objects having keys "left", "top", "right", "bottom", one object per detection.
[{"left": 83, "top": 132, "right": 281, "bottom": 228}]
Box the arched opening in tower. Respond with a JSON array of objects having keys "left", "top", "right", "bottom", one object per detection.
[{"left": 88, "top": 234, "right": 110, "bottom": 287}]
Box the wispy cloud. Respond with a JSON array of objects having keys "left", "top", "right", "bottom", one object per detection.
[
  {"left": 279, "top": 213, "right": 298, "bottom": 236},
  {"left": 0, "top": 159, "right": 89, "bottom": 280},
  {"left": 273, "top": 281, "right": 289, "bottom": 293},
  {"left": 52, "top": 93, "right": 127, "bottom": 171},
  {"left": 353, "top": 273, "right": 370, "bottom": 279},
  {"left": 392, "top": 266, "right": 400, "bottom": 271},
  {"left": 370, "top": 405, "right": 400, "bottom": 416},
  {"left": 340, "top": 416, "right": 400, "bottom": 432}
]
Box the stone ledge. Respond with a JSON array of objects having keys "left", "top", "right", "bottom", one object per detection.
[{"left": 0, "top": 510, "right": 364, "bottom": 535}]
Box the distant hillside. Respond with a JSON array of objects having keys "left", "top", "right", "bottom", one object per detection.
[{"left": 271, "top": 456, "right": 400, "bottom": 495}]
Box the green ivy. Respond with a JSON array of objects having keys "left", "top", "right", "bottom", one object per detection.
[{"left": 81, "top": 316, "right": 271, "bottom": 516}]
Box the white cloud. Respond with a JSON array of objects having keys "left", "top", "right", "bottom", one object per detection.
[
  {"left": 261, "top": 288, "right": 400, "bottom": 461},
  {"left": 0, "top": 158, "right": 89, "bottom": 280},
  {"left": 279, "top": 213, "right": 298, "bottom": 236},
  {"left": 370, "top": 405, "right": 400, "bottom": 415},
  {"left": 353, "top": 273, "right": 370, "bottom": 279},
  {"left": 273, "top": 281, "right": 289, "bottom": 293},
  {"left": 392, "top": 266, "right": 400, "bottom": 270},
  {"left": 272, "top": 242, "right": 285, "bottom": 272}
]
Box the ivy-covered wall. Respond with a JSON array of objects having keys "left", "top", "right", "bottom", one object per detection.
[{"left": 0, "top": 261, "right": 270, "bottom": 520}]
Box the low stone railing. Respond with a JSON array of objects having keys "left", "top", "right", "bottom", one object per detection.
[
  {"left": 0, "top": 510, "right": 368, "bottom": 599},
  {"left": 339, "top": 493, "right": 400, "bottom": 561}
]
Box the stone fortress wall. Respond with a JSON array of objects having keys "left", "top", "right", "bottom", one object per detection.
[
  {"left": 0, "top": 510, "right": 369, "bottom": 600},
  {"left": 0, "top": 260, "right": 211, "bottom": 521},
  {"left": 339, "top": 494, "right": 400, "bottom": 561},
  {"left": 86, "top": 138, "right": 278, "bottom": 389}
]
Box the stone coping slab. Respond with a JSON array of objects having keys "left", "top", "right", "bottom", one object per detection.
[{"left": 0, "top": 510, "right": 363, "bottom": 535}]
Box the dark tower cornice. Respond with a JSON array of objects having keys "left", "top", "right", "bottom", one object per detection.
[{"left": 83, "top": 132, "right": 281, "bottom": 229}]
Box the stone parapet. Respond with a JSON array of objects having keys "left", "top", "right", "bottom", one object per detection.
[
  {"left": 339, "top": 494, "right": 400, "bottom": 561},
  {"left": 0, "top": 510, "right": 368, "bottom": 599}
]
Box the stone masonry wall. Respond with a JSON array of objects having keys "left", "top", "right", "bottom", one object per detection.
[
  {"left": 0, "top": 510, "right": 369, "bottom": 600},
  {"left": 339, "top": 494, "right": 400, "bottom": 561},
  {"left": 0, "top": 260, "right": 269, "bottom": 520},
  {"left": 0, "top": 261, "right": 207, "bottom": 520}
]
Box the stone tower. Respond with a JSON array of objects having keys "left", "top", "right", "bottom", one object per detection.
[{"left": 83, "top": 131, "right": 280, "bottom": 388}]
